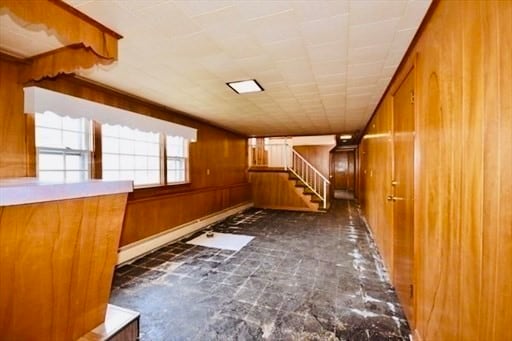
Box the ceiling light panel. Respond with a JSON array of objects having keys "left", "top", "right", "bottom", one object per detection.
[{"left": 227, "top": 80, "right": 264, "bottom": 94}]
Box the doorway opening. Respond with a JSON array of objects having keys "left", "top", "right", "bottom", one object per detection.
[{"left": 330, "top": 148, "right": 356, "bottom": 200}]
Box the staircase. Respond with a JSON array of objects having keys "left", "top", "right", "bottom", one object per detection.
[
  {"left": 288, "top": 172, "right": 329, "bottom": 211},
  {"left": 249, "top": 141, "right": 330, "bottom": 211}
]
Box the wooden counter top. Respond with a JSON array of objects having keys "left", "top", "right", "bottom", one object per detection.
[{"left": 0, "top": 178, "right": 133, "bottom": 206}]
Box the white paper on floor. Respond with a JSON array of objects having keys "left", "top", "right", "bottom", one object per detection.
[{"left": 186, "top": 232, "right": 254, "bottom": 251}]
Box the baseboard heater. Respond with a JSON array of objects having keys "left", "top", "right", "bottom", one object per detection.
[{"left": 117, "top": 202, "right": 253, "bottom": 265}]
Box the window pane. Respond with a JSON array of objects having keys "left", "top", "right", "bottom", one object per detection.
[
  {"left": 120, "top": 170, "right": 134, "bottom": 181},
  {"left": 102, "top": 124, "right": 119, "bottom": 137},
  {"left": 102, "top": 124, "right": 162, "bottom": 187},
  {"left": 62, "top": 131, "right": 84, "bottom": 150},
  {"left": 39, "top": 153, "right": 64, "bottom": 170},
  {"left": 36, "top": 127, "right": 62, "bottom": 148},
  {"left": 119, "top": 139, "right": 134, "bottom": 154},
  {"left": 103, "top": 153, "right": 119, "bottom": 170},
  {"left": 102, "top": 136, "right": 120, "bottom": 153},
  {"left": 147, "top": 156, "right": 160, "bottom": 170},
  {"left": 134, "top": 170, "right": 148, "bottom": 184},
  {"left": 119, "top": 126, "right": 133, "bottom": 139},
  {"left": 146, "top": 170, "right": 160, "bottom": 184},
  {"left": 65, "top": 154, "right": 84, "bottom": 170},
  {"left": 120, "top": 154, "right": 135, "bottom": 169},
  {"left": 62, "top": 116, "right": 83, "bottom": 132},
  {"left": 147, "top": 142, "right": 160, "bottom": 156},
  {"left": 66, "top": 171, "right": 86, "bottom": 183},
  {"left": 36, "top": 111, "right": 61, "bottom": 129},
  {"left": 36, "top": 112, "right": 90, "bottom": 151},
  {"left": 134, "top": 141, "right": 147, "bottom": 155},
  {"left": 134, "top": 155, "right": 147, "bottom": 170},
  {"left": 103, "top": 170, "right": 119, "bottom": 181},
  {"left": 168, "top": 170, "right": 179, "bottom": 183},
  {"left": 39, "top": 170, "right": 64, "bottom": 183}
]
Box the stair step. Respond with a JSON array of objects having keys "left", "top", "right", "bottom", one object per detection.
[
  {"left": 310, "top": 196, "right": 323, "bottom": 203},
  {"left": 288, "top": 174, "right": 300, "bottom": 181},
  {"left": 294, "top": 180, "right": 307, "bottom": 188}
]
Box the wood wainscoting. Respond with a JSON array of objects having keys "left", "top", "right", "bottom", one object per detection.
[
  {"left": 121, "top": 183, "right": 251, "bottom": 247},
  {"left": 359, "top": 1, "right": 512, "bottom": 340},
  {"left": 248, "top": 169, "right": 319, "bottom": 212}
]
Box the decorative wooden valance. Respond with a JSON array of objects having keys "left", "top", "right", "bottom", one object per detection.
[{"left": 0, "top": 0, "right": 122, "bottom": 81}]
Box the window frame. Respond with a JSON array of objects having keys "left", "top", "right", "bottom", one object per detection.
[
  {"left": 165, "top": 135, "right": 189, "bottom": 185},
  {"left": 35, "top": 111, "right": 92, "bottom": 183},
  {"left": 101, "top": 124, "right": 162, "bottom": 188},
  {"left": 34, "top": 113, "right": 192, "bottom": 189}
]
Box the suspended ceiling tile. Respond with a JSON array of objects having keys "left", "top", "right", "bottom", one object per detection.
[
  {"left": 349, "top": 0, "right": 407, "bottom": 26},
  {"left": 47, "top": 0, "right": 432, "bottom": 136},
  {"left": 349, "top": 18, "right": 400, "bottom": 49}
]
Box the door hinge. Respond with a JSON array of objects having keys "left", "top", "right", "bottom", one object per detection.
[
  {"left": 410, "top": 91, "right": 415, "bottom": 104},
  {"left": 410, "top": 284, "right": 414, "bottom": 298}
]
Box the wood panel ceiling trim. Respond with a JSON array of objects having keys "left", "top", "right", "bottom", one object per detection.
[{"left": 0, "top": 0, "right": 122, "bottom": 80}]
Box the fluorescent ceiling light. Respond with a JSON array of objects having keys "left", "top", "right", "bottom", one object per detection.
[
  {"left": 227, "top": 79, "right": 264, "bottom": 94},
  {"left": 339, "top": 134, "right": 352, "bottom": 139}
]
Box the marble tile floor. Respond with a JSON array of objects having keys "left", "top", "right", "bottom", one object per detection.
[{"left": 111, "top": 200, "right": 410, "bottom": 341}]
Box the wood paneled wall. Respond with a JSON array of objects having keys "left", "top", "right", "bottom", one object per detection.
[
  {"left": 122, "top": 183, "right": 250, "bottom": 246},
  {"left": 0, "top": 59, "right": 251, "bottom": 247},
  {"left": 359, "top": 1, "right": 512, "bottom": 340},
  {"left": 0, "top": 57, "right": 32, "bottom": 178},
  {"left": 248, "top": 170, "right": 316, "bottom": 212},
  {"left": 293, "top": 145, "right": 332, "bottom": 178},
  {"left": 359, "top": 100, "right": 394, "bottom": 273}
]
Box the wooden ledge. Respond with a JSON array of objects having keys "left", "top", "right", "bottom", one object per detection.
[{"left": 248, "top": 167, "right": 288, "bottom": 173}]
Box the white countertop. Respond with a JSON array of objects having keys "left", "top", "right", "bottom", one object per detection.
[{"left": 0, "top": 178, "right": 133, "bottom": 206}]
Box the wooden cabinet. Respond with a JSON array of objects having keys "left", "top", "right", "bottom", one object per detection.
[{"left": 0, "top": 179, "right": 132, "bottom": 340}]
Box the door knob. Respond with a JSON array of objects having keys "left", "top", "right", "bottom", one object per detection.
[
  {"left": 387, "top": 195, "right": 405, "bottom": 202},
  {"left": 391, "top": 180, "right": 398, "bottom": 186}
]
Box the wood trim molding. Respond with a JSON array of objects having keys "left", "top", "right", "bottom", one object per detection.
[
  {"left": 248, "top": 167, "right": 288, "bottom": 173},
  {"left": 128, "top": 182, "right": 250, "bottom": 203},
  {"left": 0, "top": 0, "right": 121, "bottom": 57},
  {"left": 0, "top": 0, "right": 121, "bottom": 81},
  {"left": 23, "top": 44, "right": 116, "bottom": 81}
]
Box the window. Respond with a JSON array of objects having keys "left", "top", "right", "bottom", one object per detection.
[
  {"left": 166, "top": 136, "right": 188, "bottom": 184},
  {"left": 102, "top": 124, "right": 161, "bottom": 186},
  {"left": 35, "top": 111, "right": 91, "bottom": 182}
]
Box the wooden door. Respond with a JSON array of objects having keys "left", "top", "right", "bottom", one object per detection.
[
  {"left": 391, "top": 69, "right": 415, "bottom": 325},
  {"left": 333, "top": 150, "right": 355, "bottom": 192}
]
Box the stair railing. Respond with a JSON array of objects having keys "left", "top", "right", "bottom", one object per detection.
[{"left": 288, "top": 146, "right": 330, "bottom": 209}]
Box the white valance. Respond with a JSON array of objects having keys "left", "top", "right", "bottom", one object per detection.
[{"left": 24, "top": 86, "right": 197, "bottom": 141}]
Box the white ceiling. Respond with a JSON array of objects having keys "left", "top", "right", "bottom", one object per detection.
[{"left": 1, "top": 0, "right": 431, "bottom": 137}]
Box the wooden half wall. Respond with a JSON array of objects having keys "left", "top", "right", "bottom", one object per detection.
[
  {"left": 359, "top": 1, "right": 512, "bottom": 340},
  {"left": 0, "top": 55, "right": 251, "bottom": 248}
]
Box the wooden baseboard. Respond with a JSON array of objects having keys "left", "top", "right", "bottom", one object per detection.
[{"left": 117, "top": 202, "right": 253, "bottom": 265}]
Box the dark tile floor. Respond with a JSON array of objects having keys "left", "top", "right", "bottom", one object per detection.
[{"left": 111, "top": 200, "right": 410, "bottom": 341}]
